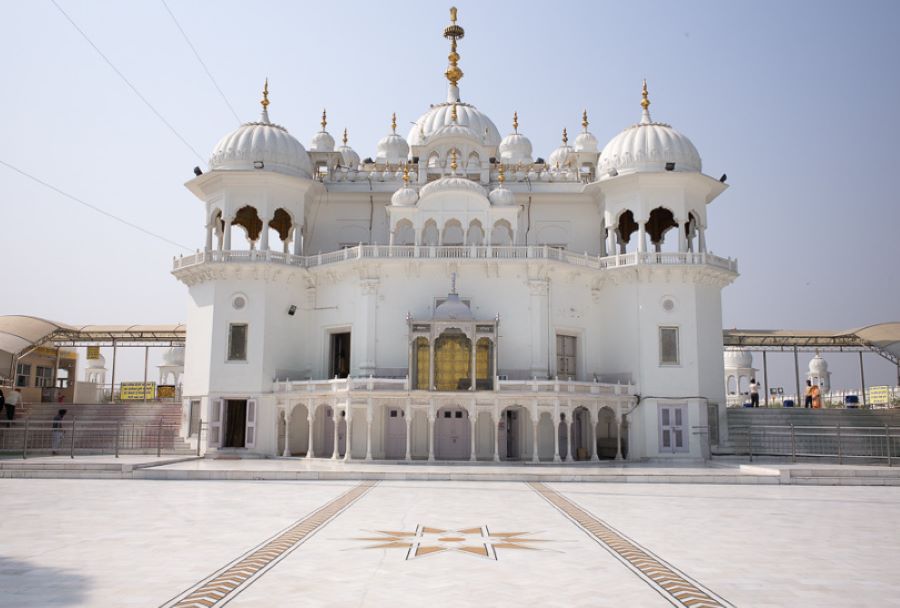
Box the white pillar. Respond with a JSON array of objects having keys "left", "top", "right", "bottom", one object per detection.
[
  {"left": 331, "top": 409, "right": 340, "bottom": 459},
  {"left": 607, "top": 226, "right": 616, "bottom": 257},
  {"left": 565, "top": 418, "right": 573, "bottom": 461},
  {"left": 553, "top": 414, "right": 561, "bottom": 463},
  {"left": 469, "top": 412, "right": 477, "bottom": 462},
  {"left": 677, "top": 221, "right": 687, "bottom": 252},
  {"left": 637, "top": 223, "right": 647, "bottom": 253},
  {"left": 615, "top": 415, "right": 623, "bottom": 461},
  {"left": 470, "top": 337, "right": 477, "bottom": 391},
  {"left": 365, "top": 401, "right": 373, "bottom": 461},
  {"left": 493, "top": 412, "right": 501, "bottom": 462},
  {"left": 427, "top": 411, "right": 436, "bottom": 462},
  {"left": 698, "top": 225, "right": 707, "bottom": 253},
  {"left": 223, "top": 219, "right": 232, "bottom": 250},
  {"left": 260, "top": 220, "right": 270, "bottom": 252},
  {"left": 531, "top": 414, "right": 540, "bottom": 463},
  {"left": 293, "top": 227, "right": 302, "bottom": 256},
  {"left": 405, "top": 407, "right": 412, "bottom": 461},
  {"left": 344, "top": 409, "right": 353, "bottom": 462},
  {"left": 282, "top": 410, "right": 291, "bottom": 457},
  {"left": 590, "top": 411, "right": 600, "bottom": 462},
  {"left": 205, "top": 224, "right": 213, "bottom": 251},
  {"left": 306, "top": 409, "right": 315, "bottom": 458},
  {"left": 429, "top": 340, "right": 436, "bottom": 390}
]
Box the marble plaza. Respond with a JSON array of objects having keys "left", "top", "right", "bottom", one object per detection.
[{"left": 2, "top": 478, "right": 899, "bottom": 607}]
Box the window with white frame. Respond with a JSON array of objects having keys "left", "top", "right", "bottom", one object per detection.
[
  {"left": 556, "top": 334, "right": 577, "bottom": 380},
  {"left": 15, "top": 363, "right": 31, "bottom": 388},
  {"left": 35, "top": 366, "right": 54, "bottom": 388},
  {"left": 228, "top": 323, "right": 248, "bottom": 361},
  {"left": 659, "top": 326, "right": 679, "bottom": 365}
]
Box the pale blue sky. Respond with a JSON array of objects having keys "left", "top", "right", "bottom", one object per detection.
[{"left": 2, "top": 1, "right": 898, "bottom": 387}]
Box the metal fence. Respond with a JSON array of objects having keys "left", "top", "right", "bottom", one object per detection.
[
  {"left": 0, "top": 418, "right": 201, "bottom": 459},
  {"left": 731, "top": 424, "right": 895, "bottom": 465}
]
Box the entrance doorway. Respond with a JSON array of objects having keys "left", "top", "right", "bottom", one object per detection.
[
  {"left": 329, "top": 332, "right": 351, "bottom": 379},
  {"left": 501, "top": 407, "right": 527, "bottom": 460},
  {"left": 435, "top": 407, "right": 469, "bottom": 460},
  {"left": 384, "top": 408, "right": 407, "bottom": 459},
  {"left": 224, "top": 399, "right": 247, "bottom": 448}
]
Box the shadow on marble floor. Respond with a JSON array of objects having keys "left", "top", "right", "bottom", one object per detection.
[{"left": 0, "top": 556, "right": 90, "bottom": 607}]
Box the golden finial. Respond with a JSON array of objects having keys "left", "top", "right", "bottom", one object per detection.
[
  {"left": 342, "top": 128, "right": 348, "bottom": 145},
  {"left": 641, "top": 79, "right": 650, "bottom": 110},
  {"left": 562, "top": 127, "right": 568, "bottom": 145},
  {"left": 450, "top": 103, "right": 458, "bottom": 123},
  {"left": 512, "top": 111, "right": 519, "bottom": 133},
  {"left": 402, "top": 164, "right": 410, "bottom": 184},
  {"left": 498, "top": 162, "right": 506, "bottom": 184},
  {"left": 582, "top": 110, "right": 589, "bottom": 130},
  {"left": 450, "top": 148, "right": 458, "bottom": 173},
  {"left": 320, "top": 108, "right": 327, "bottom": 130},
  {"left": 443, "top": 7, "right": 465, "bottom": 87},
  {"left": 261, "top": 78, "right": 270, "bottom": 109},
  {"left": 391, "top": 112, "right": 397, "bottom": 134}
]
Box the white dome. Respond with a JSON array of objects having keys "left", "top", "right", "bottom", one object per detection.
[
  {"left": 337, "top": 144, "right": 359, "bottom": 169},
  {"left": 408, "top": 102, "right": 501, "bottom": 147},
  {"left": 488, "top": 184, "right": 516, "bottom": 207},
  {"left": 163, "top": 346, "right": 185, "bottom": 366},
  {"left": 209, "top": 114, "right": 312, "bottom": 178},
  {"left": 309, "top": 130, "right": 335, "bottom": 153},
  {"left": 809, "top": 354, "right": 829, "bottom": 374},
  {"left": 419, "top": 175, "right": 486, "bottom": 199},
  {"left": 433, "top": 292, "right": 474, "bottom": 321},
  {"left": 87, "top": 354, "right": 106, "bottom": 369},
  {"left": 376, "top": 133, "right": 410, "bottom": 165},
  {"left": 391, "top": 184, "right": 418, "bottom": 207},
  {"left": 574, "top": 130, "right": 599, "bottom": 153},
  {"left": 499, "top": 132, "right": 533, "bottom": 166},
  {"left": 724, "top": 350, "right": 752, "bottom": 369}
]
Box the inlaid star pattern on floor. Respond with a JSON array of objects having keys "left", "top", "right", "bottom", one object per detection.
[{"left": 354, "top": 525, "right": 551, "bottom": 560}]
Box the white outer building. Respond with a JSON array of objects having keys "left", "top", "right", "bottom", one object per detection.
[{"left": 172, "top": 9, "right": 737, "bottom": 462}]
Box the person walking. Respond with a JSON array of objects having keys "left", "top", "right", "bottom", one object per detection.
[
  {"left": 749, "top": 378, "right": 760, "bottom": 408},
  {"left": 51, "top": 408, "right": 67, "bottom": 455},
  {"left": 5, "top": 388, "right": 22, "bottom": 425},
  {"left": 804, "top": 380, "right": 813, "bottom": 408},
  {"left": 810, "top": 383, "right": 822, "bottom": 409}
]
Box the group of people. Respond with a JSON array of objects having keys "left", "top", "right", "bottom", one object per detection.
[{"left": 746, "top": 378, "right": 822, "bottom": 408}]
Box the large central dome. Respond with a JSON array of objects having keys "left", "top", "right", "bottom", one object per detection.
[{"left": 408, "top": 102, "right": 501, "bottom": 147}]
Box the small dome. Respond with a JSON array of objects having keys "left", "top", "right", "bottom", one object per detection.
[
  {"left": 391, "top": 169, "right": 419, "bottom": 207},
  {"left": 809, "top": 354, "right": 829, "bottom": 374},
  {"left": 376, "top": 114, "right": 410, "bottom": 165},
  {"left": 87, "top": 354, "right": 106, "bottom": 369},
  {"left": 724, "top": 350, "right": 753, "bottom": 369},
  {"left": 498, "top": 114, "right": 533, "bottom": 165},
  {"left": 548, "top": 129, "right": 575, "bottom": 170},
  {"left": 337, "top": 128, "right": 360, "bottom": 168},
  {"left": 599, "top": 81, "right": 701, "bottom": 176},
  {"left": 309, "top": 130, "right": 335, "bottom": 152},
  {"left": 489, "top": 184, "right": 516, "bottom": 207},
  {"left": 408, "top": 102, "right": 501, "bottom": 147},
  {"left": 574, "top": 111, "right": 599, "bottom": 153},
  {"left": 419, "top": 175, "right": 486, "bottom": 199},
  {"left": 433, "top": 292, "right": 474, "bottom": 321},
  {"left": 163, "top": 346, "right": 185, "bottom": 366}
]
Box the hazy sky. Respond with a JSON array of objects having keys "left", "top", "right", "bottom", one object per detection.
[{"left": 2, "top": 0, "right": 898, "bottom": 389}]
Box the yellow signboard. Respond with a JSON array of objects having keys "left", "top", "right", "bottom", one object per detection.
[
  {"left": 87, "top": 346, "right": 100, "bottom": 360},
  {"left": 157, "top": 385, "right": 177, "bottom": 399},
  {"left": 867, "top": 386, "right": 890, "bottom": 406},
  {"left": 119, "top": 382, "right": 156, "bottom": 400}
]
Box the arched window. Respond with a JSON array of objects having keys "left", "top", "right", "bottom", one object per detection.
[
  {"left": 442, "top": 219, "right": 465, "bottom": 246},
  {"left": 616, "top": 210, "right": 638, "bottom": 253},
  {"left": 422, "top": 220, "right": 440, "bottom": 246},
  {"left": 491, "top": 220, "right": 513, "bottom": 246},
  {"left": 395, "top": 219, "right": 415, "bottom": 246},
  {"left": 475, "top": 338, "right": 493, "bottom": 389},
  {"left": 233, "top": 205, "right": 263, "bottom": 248},
  {"left": 645, "top": 207, "right": 677, "bottom": 253},
  {"left": 434, "top": 329, "right": 471, "bottom": 391},
  {"left": 466, "top": 220, "right": 484, "bottom": 246}
]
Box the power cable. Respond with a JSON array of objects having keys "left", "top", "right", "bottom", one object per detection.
[
  {"left": 159, "top": 0, "right": 242, "bottom": 125},
  {"left": 0, "top": 158, "right": 192, "bottom": 251},
  {"left": 50, "top": 0, "right": 206, "bottom": 163}
]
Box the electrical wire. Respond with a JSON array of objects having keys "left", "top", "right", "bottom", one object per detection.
[
  {"left": 0, "top": 158, "right": 192, "bottom": 251},
  {"left": 50, "top": 0, "right": 205, "bottom": 163},
  {"left": 159, "top": 0, "right": 242, "bottom": 125}
]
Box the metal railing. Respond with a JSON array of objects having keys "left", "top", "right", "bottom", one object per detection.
[
  {"left": 0, "top": 418, "right": 199, "bottom": 459},
  {"left": 731, "top": 423, "right": 895, "bottom": 465}
]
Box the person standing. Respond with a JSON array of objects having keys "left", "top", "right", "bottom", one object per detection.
[
  {"left": 0, "top": 388, "right": 5, "bottom": 427},
  {"left": 749, "top": 378, "right": 760, "bottom": 408},
  {"left": 5, "top": 388, "right": 22, "bottom": 425},
  {"left": 804, "top": 380, "right": 813, "bottom": 408},
  {"left": 810, "top": 383, "right": 822, "bottom": 409},
  {"left": 52, "top": 408, "right": 67, "bottom": 455}
]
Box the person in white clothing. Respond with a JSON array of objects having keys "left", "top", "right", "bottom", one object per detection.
[{"left": 749, "top": 378, "right": 760, "bottom": 408}]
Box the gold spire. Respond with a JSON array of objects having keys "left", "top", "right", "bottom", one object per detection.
[
  {"left": 261, "top": 78, "right": 270, "bottom": 109},
  {"left": 582, "top": 110, "right": 589, "bottom": 130},
  {"left": 497, "top": 162, "right": 506, "bottom": 184},
  {"left": 443, "top": 6, "right": 465, "bottom": 87},
  {"left": 320, "top": 108, "right": 327, "bottom": 130},
  {"left": 342, "top": 128, "right": 348, "bottom": 145},
  {"left": 450, "top": 103, "right": 458, "bottom": 123},
  {"left": 402, "top": 163, "right": 410, "bottom": 184},
  {"left": 562, "top": 127, "right": 568, "bottom": 145},
  {"left": 450, "top": 148, "right": 458, "bottom": 173},
  {"left": 512, "top": 111, "right": 519, "bottom": 133},
  {"left": 391, "top": 112, "right": 397, "bottom": 134},
  {"left": 641, "top": 79, "right": 650, "bottom": 110}
]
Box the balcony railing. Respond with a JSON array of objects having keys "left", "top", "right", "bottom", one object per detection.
[
  {"left": 272, "top": 376, "right": 635, "bottom": 397},
  {"left": 173, "top": 245, "right": 737, "bottom": 274}
]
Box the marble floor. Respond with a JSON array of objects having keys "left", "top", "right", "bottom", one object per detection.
[{"left": 1, "top": 479, "right": 898, "bottom": 607}]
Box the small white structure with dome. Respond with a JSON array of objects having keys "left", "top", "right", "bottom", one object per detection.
[
  {"left": 84, "top": 354, "right": 107, "bottom": 385},
  {"left": 723, "top": 350, "right": 757, "bottom": 406},
  {"left": 807, "top": 352, "right": 832, "bottom": 393},
  {"left": 172, "top": 8, "right": 737, "bottom": 462},
  {"left": 158, "top": 346, "right": 185, "bottom": 387}
]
